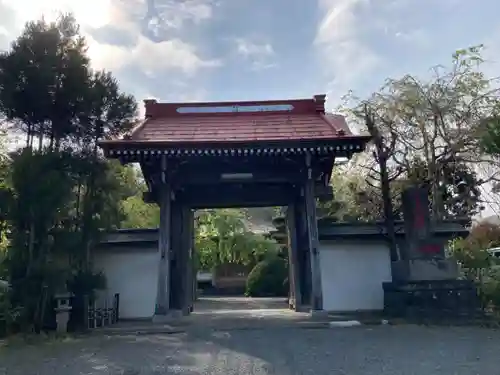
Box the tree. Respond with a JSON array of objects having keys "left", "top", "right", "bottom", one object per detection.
[
  {"left": 0, "top": 13, "right": 138, "bottom": 332},
  {"left": 0, "top": 14, "right": 90, "bottom": 150},
  {"left": 320, "top": 165, "right": 405, "bottom": 223},
  {"left": 481, "top": 115, "right": 500, "bottom": 155},
  {"left": 4, "top": 150, "right": 75, "bottom": 329},
  {"left": 339, "top": 45, "right": 496, "bottom": 223},
  {"left": 362, "top": 106, "right": 399, "bottom": 259},
  {"left": 0, "top": 13, "right": 137, "bottom": 152},
  {"left": 77, "top": 70, "right": 136, "bottom": 152},
  {"left": 119, "top": 167, "right": 160, "bottom": 229},
  {"left": 194, "top": 209, "right": 279, "bottom": 271},
  {"left": 405, "top": 157, "right": 482, "bottom": 219}
]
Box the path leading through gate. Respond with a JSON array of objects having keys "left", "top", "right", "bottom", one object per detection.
[
  {"left": 194, "top": 296, "right": 289, "bottom": 314},
  {"left": 189, "top": 296, "right": 310, "bottom": 329},
  {"left": 95, "top": 296, "right": 316, "bottom": 335}
]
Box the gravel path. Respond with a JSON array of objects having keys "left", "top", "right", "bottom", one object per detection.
[{"left": 1, "top": 325, "right": 499, "bottom": 374}]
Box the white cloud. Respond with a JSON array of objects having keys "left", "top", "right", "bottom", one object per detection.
[
  {"left": 1, "top": 0, "right": 219, "bottom": 73},
  {"left": 236, "top": 39, "right": 273, "bottom": 57},
  {"left": 148, "top": 0, "right": 213, "bottom": 30},
  {"left": 3, "top": 0, "right": 116, "bottom": 30},
  {"left": 233, "top": 38, "right": 277, "bottom": 71},
  {"left": 87, "top": 35, "right": 221, "bottom": 76},
  {"left": 315, "top": 0, "right": 382, "bottom": 106},
  {"left": 394, "top": 29, "right": 430, "bottom": 48}
]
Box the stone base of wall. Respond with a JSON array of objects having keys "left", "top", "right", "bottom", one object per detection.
[
  {"left": 391, "top": 259, "right": 459, "bottom": 282},
  {"left": 383, "top": 280, "right": 482, "bottom": 322}
]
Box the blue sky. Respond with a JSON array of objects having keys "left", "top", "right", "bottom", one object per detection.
[
  {"left": 1, "top": 0, "right": 500, "bottom": 115},
  {"left": 1, "top": 0, "right": 500, "bottom": 216}
]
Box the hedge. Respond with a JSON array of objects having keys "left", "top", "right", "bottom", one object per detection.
[{"left": 245, "top": 256, "right": 288, "bottom": 297}]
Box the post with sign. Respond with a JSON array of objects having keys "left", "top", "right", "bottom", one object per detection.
[
  {"left": 384, "top": 186, "right": 480, "bottom": 321},
  {"left": 391, "top": 186, "right": 458, "bottom": 281}
]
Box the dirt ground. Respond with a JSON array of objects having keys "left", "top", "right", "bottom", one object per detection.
[{"left": 1, "top": 297, "right": 499, "bottom": 374}]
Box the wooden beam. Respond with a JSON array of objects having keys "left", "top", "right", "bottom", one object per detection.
[
  {"left": 169, "top": 160, "right": 308, "bottom": 186},
  {"left": 172, "top": 171, "right": 304, "bottom": 185},
  {"left": 144, "top": 184, "right": 333, "bottom": 207},
  {"left": 140, "top": 154, "right": 338, "bottom": 185}
]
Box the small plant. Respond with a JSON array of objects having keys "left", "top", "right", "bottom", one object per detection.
[{"left": 0, "top": 289, "right": 23, "bottom": 337}]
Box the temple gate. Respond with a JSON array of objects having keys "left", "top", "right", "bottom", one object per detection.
[{"left": 99, "top": 94, "right": 370, "bottom": 319}]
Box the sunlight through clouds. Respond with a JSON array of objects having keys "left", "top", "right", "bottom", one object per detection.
[
  {"left": 1, "top": 0, "right": 499, "bottom": 112},
  {"left": 0, "top": 0, "right": 220, "bottom": 104},
  {"left": 3, "top": 0, "right": 115, "bottom": 28}
]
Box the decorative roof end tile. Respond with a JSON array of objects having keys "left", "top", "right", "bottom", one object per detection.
[
  {"left": 144, "top": 98, "right": 158, "bottom": 118},
  {"left": 313, "top": 94, "right": 326, "bottom": 114}
]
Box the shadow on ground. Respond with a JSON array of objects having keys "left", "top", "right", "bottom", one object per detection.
[
  {"left": 98, "top": 297, "right": 315, "bottom": 334},
  {"left": 3, "top": 297, "right": 500, "bottom": 374},
  {"left": 2, "top": 325, "right": 500, "bottom": 374}
]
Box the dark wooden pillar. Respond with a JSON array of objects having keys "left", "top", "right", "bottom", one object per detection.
[
  {"left": 191, "top": 216, "right": 197, "bottom": 310},
  {"left": 154, "top": 181, "right": 172, "bottom": 316},
  {"left": 286, "top": 203, "right": 302, "bottom": 310},
  {"left": 183, "top": 207, "right": 194, "bottom": 314},
  {"left": 167, "top": 204, "right": 195, "bottom": 315},
  {"left": 303, "top": 152, "right": 323, "bottom": 311},
  {"left": 295, "top": 197, "right": 311, "bottom": 307},
  {"left": 169, "top": 199, "right": 183, "bottom": 310}
]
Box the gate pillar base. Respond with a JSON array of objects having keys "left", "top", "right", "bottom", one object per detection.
[
  {"left": 309, "top": 309, "right": 328, "bottom": 320},
  {"left": 152, "top": 309, "right": 184, "bottom": 323},
  {"left": 383, "top": 279, "right": 482, "bottom": 322}
]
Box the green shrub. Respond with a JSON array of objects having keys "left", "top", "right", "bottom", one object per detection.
[
  {"left": 449, "top": 236, "right": 500, "bottom": 312},
  {"left": 245, "top": 256, "right": 288, "bottom": 297},
  {"left": 0, "top": 288, "right": 23, "bottom": 337},
  {"left": 476, "top": 268, "right": 500, "bottom": 311}
]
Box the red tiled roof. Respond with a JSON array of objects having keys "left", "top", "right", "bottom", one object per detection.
[
  {"left": 122, "top": 95, "right": 354, "bottom": 144},
  {"left": 131, "top": 113, "right": 350, "bottom": 142}
]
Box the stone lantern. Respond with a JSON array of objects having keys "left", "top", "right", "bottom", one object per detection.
[{"left": 54, "top": 292, "right": 73, "bottom": 333}]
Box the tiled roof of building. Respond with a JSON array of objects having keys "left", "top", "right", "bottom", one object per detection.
[{"left": 118, "top": 95, "right": 355, "bottom": 144}]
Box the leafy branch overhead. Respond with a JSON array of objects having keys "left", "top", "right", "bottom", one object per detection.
[{"left": 327, "top": 44, "right": 496, "bottom": 223}]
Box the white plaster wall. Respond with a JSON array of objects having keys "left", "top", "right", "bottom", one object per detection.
[
  {"left": 93, "top": 247, "right": 159, "bottom": 319},
  {"left": 319, "top": 240, "right": 392, "bottom": 312}
]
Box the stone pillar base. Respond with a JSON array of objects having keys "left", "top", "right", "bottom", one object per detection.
[
  {"left": 152, "top": 310, "right": 184, "bottom": 323},
  {"left": 383, "top": 279, "right": 482, "bottom": 321},
  {"left": 309, "top": 309, "right": 329, "bottom": 320},
  {"left": 391, "top": 258, "right": 459, "bottom": 282},
  {"left": 54, "top": 309, "right": 71, "bottom": 333}
]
